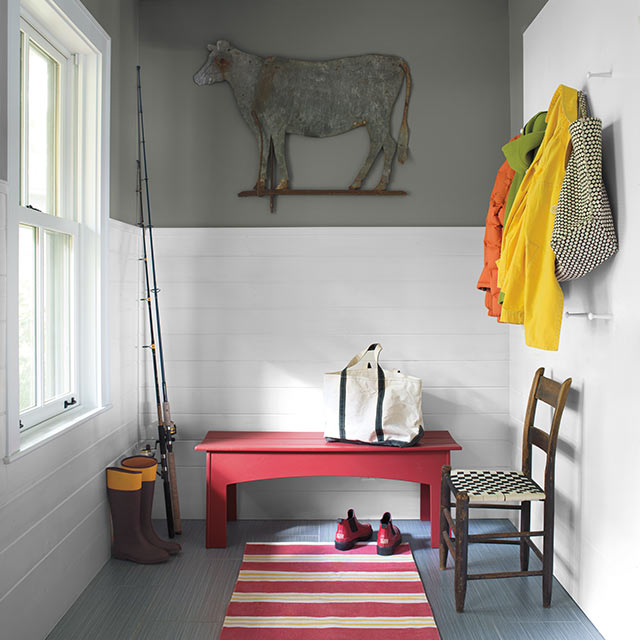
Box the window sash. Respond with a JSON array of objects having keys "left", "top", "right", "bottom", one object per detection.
[
  {"left": 19, "top": 15, "right": 76, "bottom": 221},
  {"left": 18, "top": 214, "right": 78, "bottom": 430},
  {"left": 17, "top": 16, "right": 80, "bottom": 430}
]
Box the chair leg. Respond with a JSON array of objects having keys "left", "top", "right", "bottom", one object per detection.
[
  {"left": 542, "top": 497, "right": 554, "bottom": 608},
  {"left": 454, "top": 492, "right": 469, "bottom": 613},
  {"left": 520, "top": 500, "right": 531, "bottom": 571},
  {"left": 440, "top": 465, "right": 451, "bottom": 570}
]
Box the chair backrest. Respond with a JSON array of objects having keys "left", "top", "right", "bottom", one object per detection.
[{"left": 521, "top": 367, "right": 572, "bottom": 492}]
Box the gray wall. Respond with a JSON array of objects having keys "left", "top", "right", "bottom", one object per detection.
[
  {"left": 508, "top": 0, "right": 548, "bottom": 133},
  {"left": 136, "top": 0, "right": 510, "bottom": 227},
  {"left": 79, "top": 0, "right": 139, "bottom": 224}
]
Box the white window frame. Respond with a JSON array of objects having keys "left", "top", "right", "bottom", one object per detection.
[{"left": 4, "top": 0, "right": 111, "bottom": 460}]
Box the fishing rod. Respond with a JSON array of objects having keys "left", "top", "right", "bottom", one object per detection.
[{"left": 137, "top": 65, "right": 181, "bottom": 536}]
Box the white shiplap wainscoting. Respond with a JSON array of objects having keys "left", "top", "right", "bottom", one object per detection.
[{"left": 143, "top": 227, "right": 509, "bottom": 520}]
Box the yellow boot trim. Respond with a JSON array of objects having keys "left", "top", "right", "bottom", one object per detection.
[
  {"left": 106, "top": 467, "right": 142, "bottom": 491},
  {"left": 121, "top": 455, "right": 158, "bottom": 483}
]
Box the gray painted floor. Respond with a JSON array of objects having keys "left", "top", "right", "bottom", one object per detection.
[{"left": 47, "top": 519, "right": 605, "bottom": 640}]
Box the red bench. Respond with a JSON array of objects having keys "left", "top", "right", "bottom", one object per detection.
[{"left": 195, "top": 430, "right": 461, "bottom": 549}]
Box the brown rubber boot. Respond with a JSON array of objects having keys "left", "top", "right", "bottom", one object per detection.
[
  {"left": 121, "top": 455, "right": 182, "bottom": 555},
  {"left": 106, "top": 467, "right": 170, "bottom": 564}
]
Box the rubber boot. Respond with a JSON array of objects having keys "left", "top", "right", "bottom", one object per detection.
[
  {"left": 121, "top": 455, "right": 181, "bottom": 555},
  {"left": 106, "top": 467, "right": 170, "bottom": 564},
  {"left": 377, "top": 511, "right": 402, "bottom": 556},
  {"left": 335, "top": 508, "right": 373, "bottom": 550}
]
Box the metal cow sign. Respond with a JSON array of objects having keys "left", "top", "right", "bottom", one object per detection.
[{"left": 193, "top": 41, "right": 411, "bottom": 208}]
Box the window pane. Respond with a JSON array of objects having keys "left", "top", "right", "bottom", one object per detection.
[
  {"left": 19, "top": 225, "right": 37, "bottom": 411},
  {"left": 26, "top": 42, "right": 58, "bottom": 214},
  {"left": 43, "top": 230, "right": 72, "bottom": 402}
]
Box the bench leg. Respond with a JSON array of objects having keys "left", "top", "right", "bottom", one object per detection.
[
  {"left": 420, "top": 483, "right": 430, "bottom": 521},
  {"left": 420, "top": 482, "right": 443, "bottom": 549},
  {"left": 205, "top": 455, "right": 228, "bottom": 548},
  {"left": 227, "top": 484, "right": 237, "bottom": 521}
]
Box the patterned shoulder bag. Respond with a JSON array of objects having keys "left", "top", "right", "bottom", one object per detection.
[{"left": 551, "top": 92, "right": 618, "bottom": 281}]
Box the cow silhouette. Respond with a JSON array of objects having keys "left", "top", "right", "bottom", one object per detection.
[{"left": 193, "top": 41, "right": 411, "bottom": 191}]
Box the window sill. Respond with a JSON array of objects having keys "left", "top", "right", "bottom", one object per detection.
[{"left": 3, "top": 403, "right": 113, "bottom": 464}]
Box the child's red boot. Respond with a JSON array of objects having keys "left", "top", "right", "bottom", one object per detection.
[
  {"left": 335, "top": 508, "right": 373, "bottom": 550},
  {"left": 377, "top": 511, "right": 402, "bottom": 555}
]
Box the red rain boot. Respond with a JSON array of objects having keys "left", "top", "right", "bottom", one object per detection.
[
  {"left": 377, "top": 512, "right": 402, "bottom": 555},
  {"left": 335, "top": 508, "right": 373, "bottom": 550}
]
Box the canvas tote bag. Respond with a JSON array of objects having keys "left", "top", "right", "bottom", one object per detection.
[
  {"left": 324, "top": 344, "right": 423, "bottom": 447},
  {"left": 551, "top": 92, "right": 618, "bottom": 281}
]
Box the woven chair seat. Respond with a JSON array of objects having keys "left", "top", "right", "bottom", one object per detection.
[{"left": 450, "top": 469, "right": 545, "bottom": 503}]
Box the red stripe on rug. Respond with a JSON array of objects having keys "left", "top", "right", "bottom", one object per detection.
[
  {"left": 226, "top": 601, "right": 434, "bottom": 617},
  {"left": 220, "top": 543, "right": 441, "bottom": 639},
  {"left": 240, "top": 561, "right": 416, "bottom": 572},
  {"left": 233, "top": 580, "right": 426, "bottom": 594},
  {"left": 244, "top": 543, "right": 411, "bottom": 556}
]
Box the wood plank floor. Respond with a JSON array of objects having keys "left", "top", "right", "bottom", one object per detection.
[{"left": 46, "top": 519, "right": 604, "bottom": 640}]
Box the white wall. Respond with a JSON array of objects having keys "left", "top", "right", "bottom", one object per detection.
[
  {"left": 141, "top": 226, "right": 511, "bottom": 520},
  {"left": 511, "top": 3, "right": 640, "bottom": 639},
  {"left": 0, "top": 216, "right": 140, "bottom": 640}
]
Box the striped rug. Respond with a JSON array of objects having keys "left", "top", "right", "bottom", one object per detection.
[{"left": 220, "top": 542, "right": 440, "bottom": 639}]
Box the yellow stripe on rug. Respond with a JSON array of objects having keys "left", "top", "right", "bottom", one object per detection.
[
  {"left": 223, "top": 616, "right": 438, "bottom": 628},
  {"left": 231, "top": 592, "right": 428, "bottom": 603}
]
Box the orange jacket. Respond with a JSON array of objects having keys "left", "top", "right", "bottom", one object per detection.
[{"left": 477, "top": 145, "right": 517, "bottom": 318}]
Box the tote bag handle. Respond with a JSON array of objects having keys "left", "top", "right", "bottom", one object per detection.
[
  {"left": 343, "top": 343, "right": 383, "bottom": 371},
  {"left": 339, "top": 343, "right": 385, "bottom": 442}
]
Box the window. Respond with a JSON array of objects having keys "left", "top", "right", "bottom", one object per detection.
[
  {"left": 18, "top": 16, "right": 77, "bottom": 430},
  {"left": 5, "top": 0, "right": 111, "bottom": 457}
]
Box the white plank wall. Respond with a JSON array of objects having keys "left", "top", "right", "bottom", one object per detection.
[
  {"left": 0, "top": 217, "right": 141, "bottom": 640},
  {"left": 142, "top": 227, "right": 510, "bottom": 520}
]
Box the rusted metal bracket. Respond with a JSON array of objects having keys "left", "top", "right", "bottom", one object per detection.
[{"left": 238, "top": 188, "right": 407, "bottom": 213}]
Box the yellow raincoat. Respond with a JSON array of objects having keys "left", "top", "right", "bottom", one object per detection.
[{"left": 496, "top": 85, "right": 577, "bottom": 351}]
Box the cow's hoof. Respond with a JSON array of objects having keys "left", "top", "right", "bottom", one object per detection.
[
  {"left": 349, "top": 182, "right": 362, "bottom": 191},
  {"left": 275, "top": 180, "right": 289, "bottom": 191},
  {"left": 375, "top": 181, "right": 389, "bottom": 191},
  {"left": 254, "top": 180, "right": 266, "bottom": 194}
]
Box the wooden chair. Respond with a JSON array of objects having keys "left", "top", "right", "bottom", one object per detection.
[{"left": 440, "top": 367, "right": 572, "bottom": 612}]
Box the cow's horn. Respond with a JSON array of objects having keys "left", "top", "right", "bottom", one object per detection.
[
  {"left": 207, "top": 43, "right": 215, "bottom": 51},
  {"left": 216, "top": 40, "right": 230, "bottom": 50}
]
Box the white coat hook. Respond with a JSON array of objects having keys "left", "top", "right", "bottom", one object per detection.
[
  {"left": 565, "top": 311, "right": 613, "bottom": 320},
  {"left": 586, "top": 70, "right": 613, "bottom": 79}
]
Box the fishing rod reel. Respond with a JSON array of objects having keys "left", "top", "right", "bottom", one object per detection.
[
  {"left": 140, "top": 443, "right": 155, "bottom": 457},
  {"left": 139, "top": 420, "right": 178, "bottom": 460},
  {"left": 139, "top": 442, "right": 168, "bottom": 482}
]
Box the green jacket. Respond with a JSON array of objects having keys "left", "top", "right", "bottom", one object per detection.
[{"left": 502, "top": 111, "right": 547, "bottom": 224}]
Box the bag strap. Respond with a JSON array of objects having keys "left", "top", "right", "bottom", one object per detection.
[
  {"left": 577, "top": 91, "right": 589, "bottom": 119},
  {"left": 375, "top": 363, "right": 385, "bottom": 442},
  {"left": 343, "top": 343, "right": 382, "bottom": 370},
  {"left": 339, "top": 344, "right": 385, "bottom": 442}
]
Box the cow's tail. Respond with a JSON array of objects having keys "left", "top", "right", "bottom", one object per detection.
[{"left": 397, "top": 61, "right": 411, "bottom": 164}]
